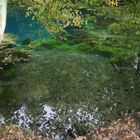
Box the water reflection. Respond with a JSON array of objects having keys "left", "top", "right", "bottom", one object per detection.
[
  {"left": 5, "top": 9, "right": 51, "bottom": 43},
  {"left": 0, "top": 7, "right": 140, "bottom": 139}
]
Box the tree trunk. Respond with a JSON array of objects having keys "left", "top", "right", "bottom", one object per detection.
[{"left": 0, "top": 0, "right": 7, "bottom": 43}]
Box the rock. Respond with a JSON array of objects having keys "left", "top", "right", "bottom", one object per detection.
[
  {"left": 0, "top": 33, "right": 18, "bottom": 50},
  {"left": 0, "top": 33, "right": 30, "bottom": 71},
  {"left": 1, "top": 33, "right": 17, "bottom": 44},
  {"left": 22, "top": 37, "right": 32, "bottom": 45}
]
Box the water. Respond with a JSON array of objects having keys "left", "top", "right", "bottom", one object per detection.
[
  {"left": 5, "top": 9, "right": 51, "bottom": 43},
  {"left": 1, "top": 48, "right": 140, "bottom": 139},
  {"left": 0, "top": 8, "right": 140, "bottom": 140}
]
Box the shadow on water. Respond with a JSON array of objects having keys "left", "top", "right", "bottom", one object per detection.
[{"left": 0, "top": 8, "right": 140, "bottom": 140}]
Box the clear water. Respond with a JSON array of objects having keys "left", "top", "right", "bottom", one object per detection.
[
  {"left": 0, "top": 9, "right": 140, "bottom": 140},
  {"left": 5, "top": 9, "right": 51, "bottom": 43}
]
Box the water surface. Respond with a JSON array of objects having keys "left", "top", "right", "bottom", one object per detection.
[
  {"left": 0, "top": 8, "right": 140, "bottom": 140},
  {"left": 5, "top": 9, "right": 51, "bottom": 43}
]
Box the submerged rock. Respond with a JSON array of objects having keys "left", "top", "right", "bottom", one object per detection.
[
  {"left": 0, "top": 33, "right": 30, "bottom": 80},
  {"left": 22, "top": 37, "right": 32, "bottom": 45},
  {"left": 0, "top": 33, "right": 17, "bottom": 50}
]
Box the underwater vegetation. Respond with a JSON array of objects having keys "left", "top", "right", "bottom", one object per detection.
[
  {"left": 0, "top": 0, "right": 140, "bottom": 139},
  {"left": 27, "top": 31, "right": 140, "bottom": 72}
]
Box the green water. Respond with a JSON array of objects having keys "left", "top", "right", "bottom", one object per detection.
[
  {"left": 0, "top": 8, "right": 140, "bottom": 140},
  {"left": 0, "top": 47, "right": 140, "bottom": 139}
]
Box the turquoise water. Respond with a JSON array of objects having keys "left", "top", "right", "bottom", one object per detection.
[
  {"left": 0, "top": 9, "right": 140, "bottom": 140},
  {"left": 5, "top": 9, "right": 51, "bottom": 43}
]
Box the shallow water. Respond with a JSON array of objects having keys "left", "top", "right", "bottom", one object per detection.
[
  {"left": 0, "top": 9, "right": 140, "bottom": 140},
  {"left": 0, "top": 48, "right": 140, "bottom": 139}
]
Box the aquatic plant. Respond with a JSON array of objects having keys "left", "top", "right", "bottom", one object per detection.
[
  {"left": 0, "top": 87, "right": 15, "bottom": 102},
  {"left": 22, "top": 37, "right": 32, "bottom": 45},
  {"left": 0, "top": 1, "right": 139, "bottom": 139},
  {"left": 4, "top": 68, "right": 16, "bottom": 80}
]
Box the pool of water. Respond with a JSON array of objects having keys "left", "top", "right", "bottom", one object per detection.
[
  {"left": 0, "top": 48, "right": 140, "bottom": 139},
  {"left": 5, "top": 9, "right": 51, "bottom": 43},
  {"left": 0, "top": 8, "right": 140, "bottom": 140}
]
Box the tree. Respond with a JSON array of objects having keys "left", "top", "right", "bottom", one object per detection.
[
  {"left": 6, "top": 0, "right": 140, "bottom": 37},
  {"left": 0, "top": 0, "right": 7, "bottom": 43}
]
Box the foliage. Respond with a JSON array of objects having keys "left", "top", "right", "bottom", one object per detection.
[
  {"left": 7, "top": 0, "right": 140, "bottom": 64},
  {"left": 7, "top": 0, "right": 140, "bottom": 74},
  {"left": 7, "top": 0, "right": 140, "bottom": 36}
]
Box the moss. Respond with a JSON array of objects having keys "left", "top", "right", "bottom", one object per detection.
[
  {"left": 0, "top": 86, "right": 16, "bottom": 102},
  {"left": 4, "top": 68, "right": 16, "bottom": 80},
  {"left": 22, "top": 37, "right": 32, "bottom": 45},
  {"left": 108, "top": 23, "right": 122, "bottom": 34},
  {"left": 29, "top": 38, "right": 61, "bottom": 49},
  {"left": 27, "top": 31, "right": 140, "bottom": 65}
]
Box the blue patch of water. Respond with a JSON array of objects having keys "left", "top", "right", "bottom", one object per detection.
[{"left": 5, "top": 9, "right": 52, "bottom": 43}]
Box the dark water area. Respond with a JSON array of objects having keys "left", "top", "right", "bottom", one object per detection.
[
  {"left": 0, "top": 48, "right": 140, "bottom": 139},
  {"left": 5, "top": 9, "right": 51, "bottom": 43},
  {"left": 0, "top": 9, "right": 140, "bottom": 140}
]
